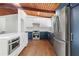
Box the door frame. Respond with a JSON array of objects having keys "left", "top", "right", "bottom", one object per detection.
[{"left": 65, "top": 4, "right": 71, "bottom": 56}]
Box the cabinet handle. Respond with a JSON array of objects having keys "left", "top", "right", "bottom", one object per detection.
[{"left": 70, "top": 33, "right": 73, "bottom": 42}]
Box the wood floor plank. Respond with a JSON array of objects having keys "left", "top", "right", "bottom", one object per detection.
[{"left": 19, "top": 40, "right": 56, "bottom": 56}]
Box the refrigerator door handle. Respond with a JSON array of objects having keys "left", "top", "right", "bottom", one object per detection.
[
  {"left": 70, "top": 33, "right": 73, "bottom": 42},
  {"left": 54, "top": 38, "right": 66, "bottom": 43}
]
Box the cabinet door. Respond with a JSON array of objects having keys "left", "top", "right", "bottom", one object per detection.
[
  {"left": 40, "top": 32, "right": 48, "bottom": 39},
  {"left": 6, "top": 14, "right": 18, "bottom": 33},
  {"left": 24, "top": 17, "right": 33, "bottom": 27},
  {"left": 0, "top": 16, "right": 6, "bottom": 32},
  {"left": 40, "top": 18, "right": 51, "bottom": 27},
  {"left": 28, "top": 32, "right": 32, "bottom": 39}
]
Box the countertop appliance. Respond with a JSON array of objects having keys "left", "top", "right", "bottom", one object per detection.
[{"left": 0, "top": 33, "right": 20, "bottom": 56}]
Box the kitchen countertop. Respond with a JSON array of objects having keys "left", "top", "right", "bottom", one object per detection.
[{"left": 0, "top": 33, "right": 20, "bottom": 40}]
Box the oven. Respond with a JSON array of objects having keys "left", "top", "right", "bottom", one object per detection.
[
  {"left": 32, "top": 31, "right": 40, "bottom": 40},
  {"left": 8, "top": 37, "right": 20, "bottom": 55}
]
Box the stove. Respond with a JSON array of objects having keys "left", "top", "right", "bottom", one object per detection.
[{"left": 32, "top": 31, "right": 40, "bottom": 40}]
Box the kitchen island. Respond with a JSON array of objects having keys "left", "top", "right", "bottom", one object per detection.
[{"left": 0, "top": 32, "right": 28, "bottom": 56}]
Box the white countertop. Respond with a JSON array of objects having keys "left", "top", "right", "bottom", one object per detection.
[{"left": 0, "top": 33, "right": 20, "bottom": 40}]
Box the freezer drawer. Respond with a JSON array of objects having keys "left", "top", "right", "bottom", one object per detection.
[{"left": 53, "top": 39, "right": 66, "bottom": 56}]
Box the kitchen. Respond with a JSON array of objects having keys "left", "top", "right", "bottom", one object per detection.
[
  {"left": 0, "top": 3, "right": 28, "bottom": 56},
  {"left": 0, "top": 3, "right": 79, "bottom": 56}
]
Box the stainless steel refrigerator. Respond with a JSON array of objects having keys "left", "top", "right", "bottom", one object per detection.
[{"left": 53, "top": 6, "right": 71, "bottom": 56}]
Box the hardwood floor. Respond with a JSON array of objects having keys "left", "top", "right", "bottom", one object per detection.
[{"left": 19, "top": 40, "right": 56, "bottom": 56}]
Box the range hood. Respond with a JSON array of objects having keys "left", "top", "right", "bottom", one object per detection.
[{"left": 32, "top": 23, "right": 40, "bottom": 31}]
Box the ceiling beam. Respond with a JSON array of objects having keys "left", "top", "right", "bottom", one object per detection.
[{"left": 22, "top": 7, "right": 55, "bottom": 13}]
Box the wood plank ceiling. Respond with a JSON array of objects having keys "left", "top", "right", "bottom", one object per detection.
[
  {"left": 0, "top": 3, "right": 60, "bottom": 17},
  {"left": 0, "top": 3, "right": 18, "bottom": 16},
  {"left": 20, "top": 3, "right": 60, "bottom": 18}
]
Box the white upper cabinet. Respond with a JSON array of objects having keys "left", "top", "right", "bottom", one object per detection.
[
  {"left": 5, "top": 14, "right": 18, "bottom": 33},
  {"left": 39, "top": 18, "right": 51, "bottom": 27},
  {"left": 0, "top": 16, "right": 6, "bottom": 33},
  {"left": 23, "top": 16, "right": 51, "bottom": 31},
  {"left": 24, "top": 17, "right": 51, "bottom": 28},
  {"left": 0, "top": 14, "right": 18, "bottom": 33},
  {"left": 24, "top": 17, "right": 34, "bottom": 27}
]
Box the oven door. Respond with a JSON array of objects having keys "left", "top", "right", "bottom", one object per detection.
[{"left": 8, "top": 40, "right": 20, "bottom": 55}]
